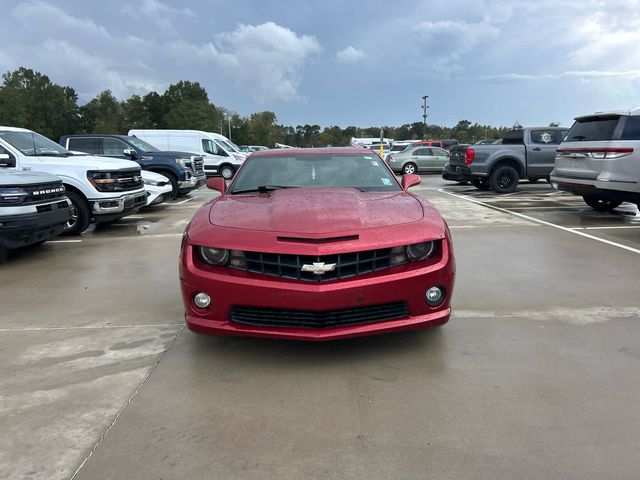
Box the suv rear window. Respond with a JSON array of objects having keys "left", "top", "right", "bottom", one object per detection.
[{"left": 565, "top": 116, "right": 620, "bottom": 142}]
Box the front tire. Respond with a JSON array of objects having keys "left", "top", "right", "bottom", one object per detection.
[
  {"left": 583, "top": 196, "right": 622, "bottom": 212},
  {"left": 490, "top": 165, "right": 519, "bottom": 193},
  {"left": 402, "top": 163, "right": 417, "bottom": 175},
  {"left": 63, "top": 191, "right": 91, "bottom": 236},
  {"left": 471, "top": 177, "right": 491, "bottom": 190}
]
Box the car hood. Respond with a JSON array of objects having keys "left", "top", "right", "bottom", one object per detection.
[
  {"left": 0, "top": 169, "right": 61, "bottom": 186},
  {"left": 209, "top": 188, "right": 425, "bottom": 234},
  {"left": 141, "top": 170, "right": 169, "bottom": 182},
  {"left": 36, "top": 155, "right": 140, "bottom": 171},
  {"left": 148, "top": 151, "right": 202, "bottom": 159}
]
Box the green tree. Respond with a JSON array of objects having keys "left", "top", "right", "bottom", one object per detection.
[
  {"left": 0, "top": 67, "right": 78, "bottom": 139},
  {"left": 79, "top": 90, "right": 125, "bottom": 133}
]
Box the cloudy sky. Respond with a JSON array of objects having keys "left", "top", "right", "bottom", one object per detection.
[{"left": 2, "top": 0, "right": 640, "bottom": 128}]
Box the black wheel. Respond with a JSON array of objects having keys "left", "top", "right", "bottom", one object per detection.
[
  {"left": 490, "top": 165, "right": 519, "bottom": 193},
  {"left": 220, "top": 164, "right": 235, "bottom": 180},
  {"left": 583, "top": 196, "right": 622, "bottom": 212},
  {"left": 163, "top": 173, "right": 179, "bottom": 199},
  {"left": 402, "top": 163, "right": 417, "bottom": 175},
  {"left": 471, "top": 177, "right": 491, "bottom": 190},
  {"left": 63, "top": 191, "right": 91, "bottom": 236}
]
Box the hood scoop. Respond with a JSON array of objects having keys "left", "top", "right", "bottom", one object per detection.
[{"left": 277, "top": 234, "right": 359, "bottom": 244}]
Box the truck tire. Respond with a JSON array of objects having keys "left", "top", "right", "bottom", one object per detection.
[
  {"left": 583, "top": 195, "right": 622, "bottom": 212},
  {"left": 471, "top": 177, "right": 490, "bottom": 190},
  {"left": 490, "top": 165, "right": 519, "bottom": 193},
  {"left": 63, "top": 191, "right": 91, "bottom": 236},
  {"left": 402, "top": 163, "right": 417, "bottom": 174},
  {"left": 220, "top": 164, "right": 235, "bottom": 179},
  {"left": 164, "top": 173, "right": 179, "bottom": 199}
]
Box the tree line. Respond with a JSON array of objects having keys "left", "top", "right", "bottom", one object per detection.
[{"left": 0, "top": 67, "right": 510, "bottom": 147}]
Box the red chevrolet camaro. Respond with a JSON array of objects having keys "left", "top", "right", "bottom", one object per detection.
[{"left": 179, "top": 147, "right": 455, "bottom": 341}]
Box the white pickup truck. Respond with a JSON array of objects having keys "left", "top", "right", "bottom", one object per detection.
[{"left": 0, "top": 127, "right": 147, "bottom": 235}]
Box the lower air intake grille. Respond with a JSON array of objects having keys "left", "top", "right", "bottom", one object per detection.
[{"left": 229, "top": 302, "right": 408, "bottom": 329}]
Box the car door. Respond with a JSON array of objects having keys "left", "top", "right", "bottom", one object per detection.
[
  {"left": 412, "top": 148, "right": 433, "bottom": 171},
  {"left": 527, "top": 129, "right": 564, "bottom": 177},
  {"left": 431, "top": 147, "right": 449, "bottom": 171}
]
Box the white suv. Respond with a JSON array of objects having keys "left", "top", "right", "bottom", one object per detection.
[{"left": 551, "top": 108, "right": 640, "bottom": 211}]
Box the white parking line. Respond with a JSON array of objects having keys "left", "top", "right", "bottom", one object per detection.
[
  {"left": 439, "top": 189, "right": 640, "bottom": 255},
  {"left": 47, "top": 239, "right": 83, "bottom": 243},
  {"left": 175, "top": 197, "right": 194, "bottom": 205},
  {"left": 579, "top": 225, "right": 640, "bottom": 230}
]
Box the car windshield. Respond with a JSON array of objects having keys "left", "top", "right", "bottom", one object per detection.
[
  {"left": 390, "top": 144, "right": 409, "bottom": 152},
  {"left": 230, "top": 154, "right": 402, "bottom": 193},
  {"left": 219, "top": 139, "right": 241, "bottom": 153},
  {"left": 127, "top": 137, "right": 159, "bottom": 152},
  {"left": 0, "top": 130, "right": 70, "bottom": 156}
]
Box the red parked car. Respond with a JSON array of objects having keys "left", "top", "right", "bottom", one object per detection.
[{"left": 179, "top": 148, "right": 455, "bottom": 341}]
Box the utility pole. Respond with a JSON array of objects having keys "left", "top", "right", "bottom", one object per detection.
[{"left": 422, "top": 95, "right": 429, "bottom": 139}]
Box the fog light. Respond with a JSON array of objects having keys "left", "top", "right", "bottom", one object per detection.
[
  {"left": 425, "top": 286, "right": 444, "bottom": 306},
  {"left": 193, "top": 292, "right": 211, "bottom": 309}
]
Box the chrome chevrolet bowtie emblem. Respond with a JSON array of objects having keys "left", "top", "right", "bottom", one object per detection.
[{"left": 301, "top": 262, "right": 337, "bottom": 274}]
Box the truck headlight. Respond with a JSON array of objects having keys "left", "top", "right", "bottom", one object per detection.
[
  {"left": 176, "top": 158, "right": 193, "bottom": 169},
  {"left": 0, "top": 187, "right": 27, "bottom": 204}
]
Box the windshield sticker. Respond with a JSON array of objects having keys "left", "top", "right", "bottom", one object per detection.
[
  {"left": 381, "top": 178, "right": 392, "bottom": 185},
  {"left": 371, "top": 161, "right": 379, "bottom": 166},
  {"left": 540, "top": 132, "right": 552, "bottom": 143}
]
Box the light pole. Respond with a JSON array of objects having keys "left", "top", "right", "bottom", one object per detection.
[
  {"left": 422, "top": 95, "right": 429, "bottom": 139},
  {"left": 227, "top": 114, "right": 232, "bottom": 141}
]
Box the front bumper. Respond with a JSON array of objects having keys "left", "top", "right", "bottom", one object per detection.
[
  {"left": 178, "top": 174, "right": 206, "bottom": 190},
  {"left": 179, "top": 244, "right": 455, "bottom": 341},
  {"left": 0, "top": 200, "right": 71, "bottom": 250},
  {"left": 91, "top": 191, "right": 148, "bottom": 222}
]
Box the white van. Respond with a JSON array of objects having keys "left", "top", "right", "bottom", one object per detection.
[{"left": 128, "top": 129, "right": 245, "bottom": 179}]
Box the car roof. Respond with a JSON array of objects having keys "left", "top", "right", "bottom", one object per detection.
[
  {"left": 65, "top": 134, "right": 131, "bottom": 139},
  {"left": 249, "top": 147, "right": 373, "bottom": 158},
  {"left": 574, "top": 108, "right": 640, "bottom": 120},
  {"left": 0, "top": 126, "right": 32, "bottom": 132}
]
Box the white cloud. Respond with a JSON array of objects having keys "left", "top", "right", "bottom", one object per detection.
[
  {"left": 209, "top": 22, "right": 322, "bottom": 103},
  {"left": 122, "top": 0, "right": 195, "bottom": 35},
  {"left": 336, "top": 46, "right": 365, "bottom": 63}
]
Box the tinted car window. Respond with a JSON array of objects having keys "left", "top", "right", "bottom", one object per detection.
[
  {"left": 103, "top": 138, "right": 127, "bottom": 156},
  {"left": 68, "top": 137, "right": 100, "bottom": 154},
  {"left": 414, "top": 148, "right": 432, "bottom": 156},
  {"left": 502, "top": 130, "right": 524, "bottom": 144},
  {"left": 231, "top": 154, "right": 401, "bottom": 193},
  {"left": 621, "top": 116, "right": 640, "bottom": 140},
  {"left": 530, "top": 130, "right": 563, "bottom": 145},
  {"left": 565, "top": 116, "right": 620, "bottom": 142},
  {"left": 432, "top": 147, "right": 448, "bottom": 156}
]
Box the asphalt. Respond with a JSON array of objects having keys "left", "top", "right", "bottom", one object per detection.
[{"left": 1, "top": 177, "right": 639, "bottom": 479}]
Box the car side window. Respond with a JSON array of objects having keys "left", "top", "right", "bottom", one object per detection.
[
  {"left": 530, "top": 130, "right": 560, "bottom": 145},
  {"left": 621, "top": 116, "right": 640, "bottom": 140},
  {"left": 102, "top": 138, "right": 128, "bottom": 156},
  {"left": 414, "top": 148, "right": 431, "bottom": 156},
  {"left": 68, "top": 137, "right": 100, "bottom": 154},
  {"left": 202, "top": 139, "right": 219, "bottom": 155},
  {"left": 0, "top": 144, "right": 16, "bottom": 167},
  {"left": 433, "top": 148, "right": 447, "bottom": 156}
]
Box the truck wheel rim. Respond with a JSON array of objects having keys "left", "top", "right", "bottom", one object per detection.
[
  {"left": 65, "top": 204, "right": 79, "bottom": 230},
  {"left": 498, "top": 173, "right": 514, "bottom": 189}
]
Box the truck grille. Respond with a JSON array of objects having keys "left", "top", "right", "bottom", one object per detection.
[
  {"left": 23, "top": 182, "right": 66, "bottom": 203},
  {"left": 229, "top": 247, "right": 403, "bottom": 282},
  {"left": 191, "top": 156, "right": 205, "bottom": 174},
  {"left": 110, "top": 168, "right": 144, "bottom": 191},
  {"left": 230, "top": 302, "right": 409, "bottom": 329}
]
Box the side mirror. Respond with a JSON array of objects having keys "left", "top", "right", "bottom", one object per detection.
[
  {"left": 123, "top": 148, "right": 137, "bottom": 158},
  {"left": 401, "top": 174, "right": 421, "bottom": 190},
  {"left": 0, "top": 153, "right": 15, "bottom": 167},
  {"left": 206, "top": 177, "right": 227, "bottom": 194}
]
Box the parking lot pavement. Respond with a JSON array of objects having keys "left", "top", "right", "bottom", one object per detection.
[{"left": 2, "top": 178, "right": 640, "bottom": 479}]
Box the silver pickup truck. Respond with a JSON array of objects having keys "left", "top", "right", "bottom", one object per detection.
[{"left": 444, "top": 127, "right": 568, "bottom": 193}]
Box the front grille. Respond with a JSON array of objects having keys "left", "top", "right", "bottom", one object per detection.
[
  {"left": 230, "top": 302, "right": 409, "bottom": 329},
  {"left": 230, "top": 247, "right": 402, "bottom": 282},
  {"left": 191, "top": 156, "right": 205, "bottom": 174},
  {"left": 109, "top": 169, "right": 144, "bottom": 191},
  {"left": 23, "top": 182, "right": 66, "bottom": 203}
]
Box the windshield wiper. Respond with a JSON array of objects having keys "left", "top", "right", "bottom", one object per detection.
[{"left": 231, "top": 185, "right": 299, "bottom": 194}]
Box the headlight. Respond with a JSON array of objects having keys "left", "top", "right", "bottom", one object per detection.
[
  {"left": 88, "top": 171, "right": 118, "bottom": 192},
  {"left": 406, "top": 241, "right": 436, "bottom": 261},
  {"left": 198, "top": 246, "right": 229, "bottom": 265},
  {"left": 176, "top": 158, "right": 193, "bottom": 169},
  {"left": 0, "top": 187, "right": 27, "bottom": 204},
  {"left": 143, "top": 178, "right": 159, "bottom": 186}
]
